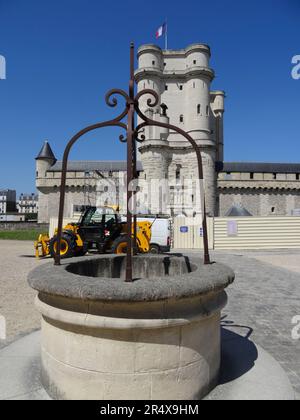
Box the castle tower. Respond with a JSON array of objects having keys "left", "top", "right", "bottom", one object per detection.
[
  {"left": 36, "top": 141, "right": 57, "bottom": 223},
  {"left": 210, "top": 91, "right": 225, "bottom": 162},
  {"left": 35, "top": 140, "right": 57, "bottom": 178},
  {"left": 135, "top": 44, "right": 224, "bottom": 216}
]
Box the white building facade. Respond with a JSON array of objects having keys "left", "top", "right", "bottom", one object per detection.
[
  {"left": 17, "top": 193, "right": 39, "bottom": 214},
  {"left": 0, "top": 190, "right": 16, "bottom": 214}
]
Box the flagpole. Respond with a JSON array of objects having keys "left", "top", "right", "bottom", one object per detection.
[{"left": 165, "top": 18, "right": 168, "bottom": 50}]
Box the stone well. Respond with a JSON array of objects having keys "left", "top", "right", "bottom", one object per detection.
[{"left": 28, "top": 254, "right": 234, "bottom": 400}]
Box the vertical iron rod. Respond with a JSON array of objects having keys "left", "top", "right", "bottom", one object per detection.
[{"left": 125, "top": 42, "right": 135, "bottom": 282}]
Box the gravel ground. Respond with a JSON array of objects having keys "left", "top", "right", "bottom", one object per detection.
[{"left": 0, "top": 240, "right": 48, "bottom": 348}]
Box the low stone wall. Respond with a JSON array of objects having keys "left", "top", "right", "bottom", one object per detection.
[{"left": 0, "top": 222, "right": 49, "bottom": 231}]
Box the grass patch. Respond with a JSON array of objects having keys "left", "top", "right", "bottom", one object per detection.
[{"left": 0, "top": 230, "right": 46, "bottom": 241}]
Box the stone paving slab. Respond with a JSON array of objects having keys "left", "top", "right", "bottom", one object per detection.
[
  {"left": 0, "top": 329, "right": 294, "bottom": 400},
  {"left": 0, "top": 330, "right": 50, "bottom": 400},
  {"left": 212, "top": 251, "right": 300, "bottom": 398},
  {"left": 173, "top": 248, "right": 300, "bottom": 398}
]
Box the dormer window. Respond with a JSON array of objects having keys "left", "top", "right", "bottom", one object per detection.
[{"left": 225, "top": 172, "right": 232, "bottom": 180}]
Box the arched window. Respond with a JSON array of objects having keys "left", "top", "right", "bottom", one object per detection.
[
  {"left": 206, "top": 105, "right": 209, "bottom": 116},
  {"left": 179, "top": 114, "right": 184, "bottom": 123},
  {"left": 197, "top": 104, "right": 201, "bottom": 114}
]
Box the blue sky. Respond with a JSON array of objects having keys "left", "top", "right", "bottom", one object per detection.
[{"left": 0, "top": 0, "right": 299, "bottom": 194}]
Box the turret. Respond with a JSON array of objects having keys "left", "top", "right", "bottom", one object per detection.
[
  {"left": 210, "top": 91, "right": 225, "bottom": 162},
  {"left": 35, "top": 141, "right": 57, "bottom": 179},
  {"left": 136, "top": 45, "right": 164, "bottom": 118},
  {"left": 184, "top": 44, "right": 214, "bottom": 146}
]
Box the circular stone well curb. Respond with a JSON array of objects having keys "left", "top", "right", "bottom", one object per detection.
[{"left": 28, "top": 254, "right": 235, "bottom": 400}]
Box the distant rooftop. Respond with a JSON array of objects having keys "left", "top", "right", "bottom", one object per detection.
[
  {"left": 19, "top": 193, "right": 38, "bottom": 199},
  {"left": 217, "top": 162, "right": 300, "bottom": 174},
  {"left": 0, "top": 189, "right": 16, "bottom": 194},
  {"left": 50, "top": 161, "right": 143, "bottom": 172},
  {"left": 225, "top": 205, "right": 252, "bottom": 217}
]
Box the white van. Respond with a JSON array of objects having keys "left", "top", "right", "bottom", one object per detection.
[
  {"left": 121, "top": 215, "right": 171, "bottom": 253},
  {"left": 136, "top": 217, "right": 171, "bottom": 253}
]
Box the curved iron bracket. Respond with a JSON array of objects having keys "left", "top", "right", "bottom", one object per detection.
[{"left": 55, "top": 43, "right": 210, "bottom": 282}]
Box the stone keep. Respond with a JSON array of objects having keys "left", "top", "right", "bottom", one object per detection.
[{"left": 135, "top": 44, "right": 225, "bottom": 216}]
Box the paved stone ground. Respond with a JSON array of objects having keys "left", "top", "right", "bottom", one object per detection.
[
  {"left": 0, "top": 241, "right": 299, "bottom": 398},
  {"left": 177, "top": 248, "right": 300, "bottom": 399}
]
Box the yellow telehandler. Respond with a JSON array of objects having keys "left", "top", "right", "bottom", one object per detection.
[{"left": 34, "top": 206, "right": 151, "bottom": 259}]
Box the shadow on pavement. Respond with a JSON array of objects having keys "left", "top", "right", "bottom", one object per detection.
[{"left": 220, "top": 321, "right": 258, "bottom": 384}]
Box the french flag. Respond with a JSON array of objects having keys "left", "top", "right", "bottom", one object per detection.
[{"left": 156, "top": 22, "right": 167, "bottom": 39}]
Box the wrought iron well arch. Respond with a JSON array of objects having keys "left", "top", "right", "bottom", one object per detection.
[{"left": 55, "top": 43, "right": 211, "bottom": 282}]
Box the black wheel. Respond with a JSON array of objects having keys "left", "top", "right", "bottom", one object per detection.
[
  {"left": 111, "top": 236, "right": 128, "bottom": 254},
  {"left": 74, "top": 248, "right": 87, "bottom": 257},
  {"left": 149, "top": 244, "right": 160, "bottom": 254},
  {"left": 74, "top": 243, "right": 88, "bottom": 257},
  {"left": 49, "top": 234, "right": 76, "bottom": 259}
]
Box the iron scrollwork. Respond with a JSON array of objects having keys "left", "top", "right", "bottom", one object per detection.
[{"left": 54, "top": 43, "right": 210, "bottom": 283}]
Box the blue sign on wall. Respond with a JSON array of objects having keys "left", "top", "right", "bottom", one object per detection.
[{"left": 180, "top": 226, "right": 189, "bottom": 233}]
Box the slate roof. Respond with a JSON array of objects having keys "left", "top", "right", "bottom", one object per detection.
[
  {"left": 216, "top": 162, "right": 300, "bottom": 174},
  {"left": 225, "top": 205, "right": 253, "bottom": 217},
  {"left": 36, "top": 141, "right": 57, "bottom": 161},
  {"left": 50, "top": 161, "right": 143, "bottom": 172}
]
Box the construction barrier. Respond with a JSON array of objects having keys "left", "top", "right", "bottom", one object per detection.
[
  {"left": 50, "top": 215, "right": 300, "bottom": 251},
  {"left": 172, "top": 216, "right": 300, "bottom": 250}
]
